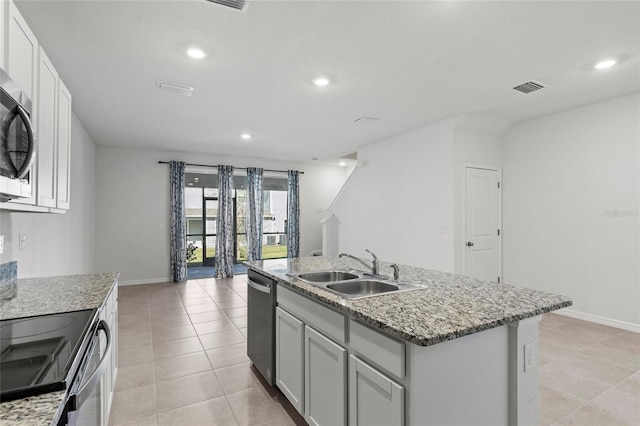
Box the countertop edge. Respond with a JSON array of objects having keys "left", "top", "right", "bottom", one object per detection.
[{"left": 247, "top": 262, "right": 573, "bottom": 347}]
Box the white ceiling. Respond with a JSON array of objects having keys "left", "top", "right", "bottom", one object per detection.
[{"left": 15, "top": 0, "right": 640, "bottom": 164}]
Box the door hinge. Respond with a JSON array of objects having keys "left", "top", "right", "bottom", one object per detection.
[
  {"left": 498, "top": 277, "right": 501, "bottom": 283},
  {"left": 498, "top": 229, "right": 500, "bottom": 236},
  {"left": 497, "top": 181, "right": 500, "bottom": 189}
]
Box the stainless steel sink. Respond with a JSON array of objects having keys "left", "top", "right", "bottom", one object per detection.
[
  {"left": 326, "top": 280, "right": 400, "bottom": 295},
  {"left": 295, "top": 270, "right": 361, "bottom": 283},
  {"left": 287, "top": 269, "right": 424, "bottom": 300}
]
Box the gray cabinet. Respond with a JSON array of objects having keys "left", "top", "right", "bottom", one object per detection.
[
  {"left": 304, "top": 325, "right": 346, "bottom": 426},
  {"left": 349, "top": 355, "right": 404, "bottom": 426},
  {"left": 275, "top": 306, "right": 304, "bottom": 414}
]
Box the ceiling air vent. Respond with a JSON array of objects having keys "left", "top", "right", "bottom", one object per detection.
[
  {"left": 205, "top": 0, "right": 249, "bottom": 12},
  {"left": 353, "top": 116, "right": 380, "bottom": 124},
  {"left": 512, "top": 81, "right": 545, "bottom": 94},
  {"left": 158, "top": 81, "right": 194, "bottom": 97}
]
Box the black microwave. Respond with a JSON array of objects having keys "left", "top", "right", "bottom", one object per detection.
[{"left": 0, "top": 66, "right": 36, "bottom": 202}]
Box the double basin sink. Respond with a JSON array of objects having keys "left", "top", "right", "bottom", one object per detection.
[{"left": 288, "top": 270, "right": 424, "bottom": 300}]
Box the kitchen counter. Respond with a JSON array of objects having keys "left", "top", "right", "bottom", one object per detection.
[
  {"left": 0, "top": 272, "right": 119, "bottom": 426},
  {"left": 246, "top": 257, "right": 572, "bottom": 346}
]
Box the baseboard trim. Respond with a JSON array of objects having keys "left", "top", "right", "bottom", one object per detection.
[
  {"left": 554, "top": 308, "right": 640, "bottom": 333},
  {"left": 119, "top": 277, "right": 171, "bottom": 286}
]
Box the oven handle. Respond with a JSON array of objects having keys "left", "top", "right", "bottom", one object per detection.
[
  {"left": 68, "top": 320, "right": 111, "bottom": 412},
  {"left": 248, "top": 278, "right": 271, "bottom": 294}
]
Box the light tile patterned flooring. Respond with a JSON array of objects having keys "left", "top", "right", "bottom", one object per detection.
[{"left": 111, "top": 276, "right": 639, "bottom": 426}]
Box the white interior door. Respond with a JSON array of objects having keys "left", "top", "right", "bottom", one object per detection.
[{"left": 464, "top": 167, "right": 501, "bottom": 282}]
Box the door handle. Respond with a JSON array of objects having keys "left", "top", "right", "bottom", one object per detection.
[{"left": 466, "top": 241, "right": 474, "bottom": 247}]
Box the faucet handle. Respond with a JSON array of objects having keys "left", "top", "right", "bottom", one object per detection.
[{"left": 390, "top": 264, "right": 400, "bottom": 281}]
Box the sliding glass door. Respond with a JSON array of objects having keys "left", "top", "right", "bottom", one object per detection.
[{"left": 185, "top": 172, "right": 289, "bottom": 268}]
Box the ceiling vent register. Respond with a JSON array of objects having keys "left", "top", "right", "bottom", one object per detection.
[
  {"left": 205, "top": 0, "right": 249, "bottom": 12},
  {"left": 512, "top": 81, "right": 545, "bottom": 94}
]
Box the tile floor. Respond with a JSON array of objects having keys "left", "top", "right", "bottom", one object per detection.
[{"left": 111, "top": 276, "right": 639, "bottom": 426}]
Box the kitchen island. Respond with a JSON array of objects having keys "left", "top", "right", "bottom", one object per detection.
[
  {"left": 246, "top": 256, "right": 572, "bottom": 426},
  {"left": 0, "top": 273, "right": 119, "bottom": 426}
]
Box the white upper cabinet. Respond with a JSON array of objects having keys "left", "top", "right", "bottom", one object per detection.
[
  {"left": 6, "top": 0, "right": 37, "bottom": 100},
  {"left": 56, "top": 80, "right": 71, "bottom": 209},
  {"left": 0, "top": 0, "right": 5, "bottom": 69},
  {"left": 36, "top": 47, "right": 58, "bottom": 208},
  {"left": 1, "top": 0, "right": 72, "bottom": 213}
]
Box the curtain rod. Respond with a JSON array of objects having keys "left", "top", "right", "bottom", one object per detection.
[{"left": 157, "top": 161, "right": 304, "bottom": 174}]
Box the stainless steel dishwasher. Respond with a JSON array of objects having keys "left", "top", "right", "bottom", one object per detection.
[{"left": 247, "top": 269, "right": 276, "bottom": 386}]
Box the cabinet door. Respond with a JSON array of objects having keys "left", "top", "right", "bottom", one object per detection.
[
  {"left": 7, "top": 1, "right": 37, "bottom": 99},
  {"left": 36, "top": 47, "right": 58, "bottom": 208},
  {"left": 349, "top": 355, "right": 404, "bottom": 426},
  {"left": 276, "top": 307, "right": 304, "bottom": 414},
  {"left": 56, "top": 81, "right": 71, "bottom": 209},
  {"left": 6, "top": 0, "right": 38, "bottom": 206},
  {"left": 304, "top": 325, "right": 346, "bottom": 426}
]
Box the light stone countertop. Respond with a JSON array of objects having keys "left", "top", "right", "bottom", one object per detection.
[
  {"left": 0, "top": 272, "right": 119, "bottom": 426},
  {"left": 246, "top": 257, "right": 572, "bottom": 346}
]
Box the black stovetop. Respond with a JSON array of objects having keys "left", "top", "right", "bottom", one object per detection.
[{"left": 0, "top": 309, "right": 96, "bottom": 402}]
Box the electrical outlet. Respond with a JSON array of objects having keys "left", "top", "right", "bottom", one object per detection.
[
  {"left": 137, "top": 258, "right": 144, "bottom": 266},
  {"left": 19, "top": 233, "right": 27, "bottom": 251},
  {"left": 524, "top": 342, "right": 536, "bottom": 372}
]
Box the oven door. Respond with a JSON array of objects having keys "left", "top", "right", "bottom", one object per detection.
[{"left": 65, "top": 320, "right": 112, "bottom": 426}]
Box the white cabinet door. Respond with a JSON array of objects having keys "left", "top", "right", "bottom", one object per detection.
[
  {"left": 6, "top": 0, "right": 38, "bottom": 206},
  {"left": 349, "top": 355, "right": 404, "bottom": 426},
  {"left": 6, "top": 0, "right": 37, "bottom": 99},
  {"left": 276, "top": 307, "right": 304, "bottom": 414},
  {"left": 56, "top": 80, "right": 71, "bottom": 209},
  {"left": 0, "top": 0, "right": 5, "bottom": 69},
  {"left": 36, "top": 47, "right": 58, "bottom": 208},
  {"left": 304, "top": 325, "right": 346, "bottom": 426}
]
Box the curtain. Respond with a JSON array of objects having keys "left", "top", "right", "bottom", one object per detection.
[
  {"left": 169, "top": 161, "right": 187, "bottom": 282},
  {"left": 215, "top": 165, "right": 235, "bottom": 278},
  {"left": 287, "top": 170, "right": 300, "bottom": 258},
  {"left": 246, "top": 167, "right": 264, "bottom": 261}
]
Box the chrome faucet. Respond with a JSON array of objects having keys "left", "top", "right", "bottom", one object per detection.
[{"left": 339, "top": 249, "right": 379, "bottom": 275}]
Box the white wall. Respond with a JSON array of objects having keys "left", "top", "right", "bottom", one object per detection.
[
  {"left": 95, "top": 145, "right": 349, "bottom": 285},
  {"left": 502, "top": 93, "right": 640, "bottom": 329},
  {"left": 331, "top": 118, "right": 458, "bottom": 271},
  {"left": 0, "top": 113, "right": 96, "bottom": 277}
]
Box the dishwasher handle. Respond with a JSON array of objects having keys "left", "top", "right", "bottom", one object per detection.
[{"left": 248, "top": 278, "right": 271, "bottom": 294}]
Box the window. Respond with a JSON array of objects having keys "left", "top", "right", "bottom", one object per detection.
[{"left": 185, "top": 172, "right": 288, "bottom": 266}]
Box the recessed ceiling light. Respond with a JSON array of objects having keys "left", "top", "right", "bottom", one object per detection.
[
  {"left": 339, "top": 161, "right": 346, "bottom": 166},
  {"left": 594, "top": 59, "right": 617, "bottom": 70},
  {"left": 240, "top": 133, "right": 252, "bottom": 140},
  {"left": 186, "top": 47, "right": 207, "bottom": 59},
  {"left": 312, "top": 77, "right": 330, "bottom": 87}
]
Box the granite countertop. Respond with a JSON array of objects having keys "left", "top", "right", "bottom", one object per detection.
[
  {"left": 246, "top": 257, "right": 572, "bottom": 347},
  {"left": 0, "top": 272, "right": 119, "bottom": 426}
]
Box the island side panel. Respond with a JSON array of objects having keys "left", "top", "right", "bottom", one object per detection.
[
  {"left": 407, "top": 325, "right": 509, "bottom": 426},
  {"left": 509, "top": 316, "right": 542, "bottom": 426}
]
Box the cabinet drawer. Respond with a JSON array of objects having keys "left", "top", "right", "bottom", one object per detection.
[
  {"left": 277, "top": 285, "right": 346, "bottom": 344},
  {"left": 349, "top": 320, "right": 405, "bottom": 378}
]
